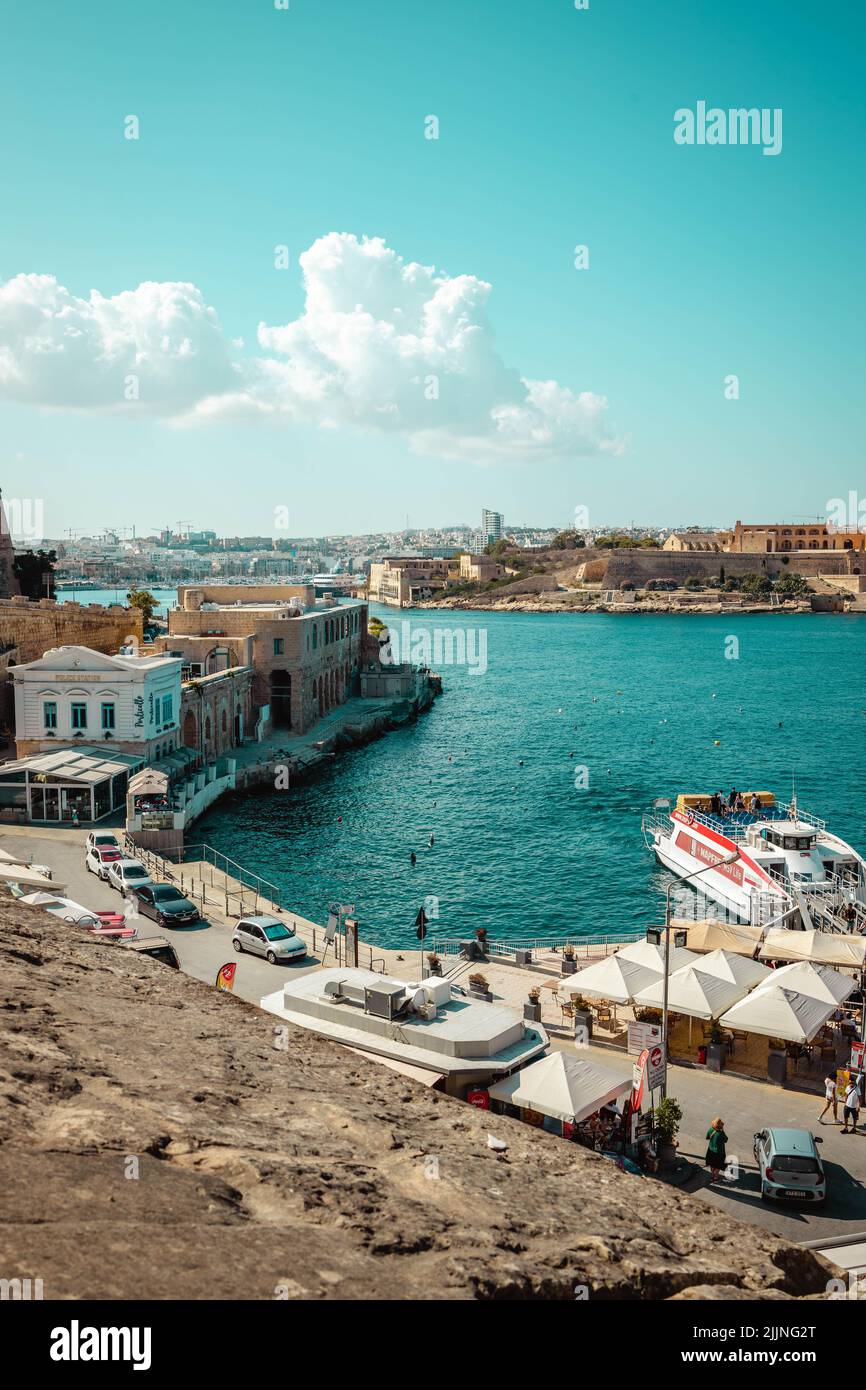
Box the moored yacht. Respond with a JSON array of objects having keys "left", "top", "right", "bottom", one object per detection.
[{"left": 642, "top": 791, "right": 866, "bottom": 931}]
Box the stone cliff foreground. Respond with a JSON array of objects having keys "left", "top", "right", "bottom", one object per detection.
[{"left": 0, "top": 903, "right": 834, "bottom": 1300}]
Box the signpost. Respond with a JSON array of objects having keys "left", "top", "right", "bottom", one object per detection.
[{"left": 415, "top": 905, "right": 428, "bottom": 978}]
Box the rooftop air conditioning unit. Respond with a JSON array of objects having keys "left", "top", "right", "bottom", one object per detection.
[{"left": 364, "top": 982, "right": 406, "bottom": 1020}]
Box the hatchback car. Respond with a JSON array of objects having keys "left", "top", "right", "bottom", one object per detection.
[
  {"left": 232, "top": 915, "right": 307, "bottom": 964},
  {"left": 85, "top": 831, "right": 121, "bottom": 853},
  {"left": 85, "top": 845, "right": 123, "bottom": 879},
  {"left": 753, "top": 1127, "right": 826, "bottom": 1203},
  {"left": 133, "top": 883, "right": 200, "bottom": 927},
  {"left": 107, "top": 858, "right": 153, "bottom": 894}
]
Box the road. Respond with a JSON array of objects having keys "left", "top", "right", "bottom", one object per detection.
[
  {"left": 569, "top": 1040, "right": 866, "bottom": 1246},
  {"left": 8, "top": 824, "right": 866, "bottom": 1249},
  {"left": 1, "top": 827, "right": 323, "bottom": 1008}
]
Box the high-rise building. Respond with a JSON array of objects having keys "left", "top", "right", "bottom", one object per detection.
[{"left": 476, "top": 508, "right": 503, "bottom": 554}]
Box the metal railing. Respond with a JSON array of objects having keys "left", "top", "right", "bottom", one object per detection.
[
  {"left": 428, "top": 930, "right": 647, "bottom": 961},
  {"left": 124, "top": 836, "right": 285, "bottom": 915}
]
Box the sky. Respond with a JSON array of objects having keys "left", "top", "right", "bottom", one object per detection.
[{"left": 1, "top": 0, "right": 864, "bottom": 539}]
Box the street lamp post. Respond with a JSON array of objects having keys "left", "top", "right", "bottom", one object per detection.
[{"left": 653, "top": 851, "right": 739, "bottom": 1098}]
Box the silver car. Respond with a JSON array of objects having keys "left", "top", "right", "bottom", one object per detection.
[
  {"left": 753, "top": 1127, "right": 826, "bottom": 1203},
  {"left": 232, "top": 915, "right": 306, "bottom": 964}
]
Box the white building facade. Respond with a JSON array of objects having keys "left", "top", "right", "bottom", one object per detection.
[{"left": 12, "top": 646, "right": 182, "bottom": 762}]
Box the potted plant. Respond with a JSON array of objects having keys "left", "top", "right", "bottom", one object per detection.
[
  {"left": 654, "top": 1096, "right": 683, "bottom": 1168},
  {"left": 475, "top": 927, "right": 489, "bottom": 957},
  {"left": 561, "top": 944, "right": 577, "bottom": 976},
  {"left": 468, "top": 972, "right": 492, "bottom": 1002},
  {"left": 524, "top": 984, "right": 542, "bottom": 1023},
  {"left": 570, "top": 992, "right": 593, "bottom": 1039},
  {"left": 426, "top": 952, "right": 442, "bottom": 977}
]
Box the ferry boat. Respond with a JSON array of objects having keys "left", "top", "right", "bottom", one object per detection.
[{"left": 642, "top": 791, "right": 866, "bottom": 931}]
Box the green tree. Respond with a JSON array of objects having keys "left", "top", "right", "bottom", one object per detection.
[{"left": 127, "top": 588, "right": 159, "bottom": 624}]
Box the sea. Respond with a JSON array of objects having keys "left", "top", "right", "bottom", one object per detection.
[
  {"left": 180, "top": 605, "right": 866, "bottom": 950},
  {"left": 57, "top": 589, "right": 866, "bottom": 947}
]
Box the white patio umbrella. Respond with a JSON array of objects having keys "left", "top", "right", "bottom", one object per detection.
[
  {"left": 759, "top": 929, "right": 866, "bottom": 969},
  {"left": 617, "top": 938, "right": 700, "bottom": 974},
  {"left": 718, "top": 986, "right": 835, "bottom": 1043},
  {"left": 753, "top": 961, "right": 855, "bottom": 1006},
  {"left": 561, "top": 954, "right": 661, "bottom": 1004},
  {"left": 672, "top": 918, "right": 764, "bottom": 956},
  {"left": 693, "top": 948, "right": 772, "bottom": 990},
  {"left": 487, "top": 1052, "right": 632, "bottom": 1125},
  {"left": 632, "top": 966, "right": 748, "bottom": 1021}
]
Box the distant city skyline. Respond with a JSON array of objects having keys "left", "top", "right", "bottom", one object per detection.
[{"left": 2, "top": 1, "right": 864, "bottom": 535}]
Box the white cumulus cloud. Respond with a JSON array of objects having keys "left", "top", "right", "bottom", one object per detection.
[
  {"left": 0, "top": 236, "right": 621, "bottom": 462},
  {"left": 0, "top": 274, "right": 238, "bottom": 413}
]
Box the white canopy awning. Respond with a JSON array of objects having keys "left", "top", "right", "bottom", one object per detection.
[
  {"left": 719, "top": 986, "right": 836, "bottom": 1043},
  {"left": 0, "top": 863, "right": 64, "bottom": 890},
  {"left": 693, "top": 948, "right": 773, "bottom": 990},
  {"left": 487, "top": 1052, "right": 632, "bottom": 1125},
  {"left": 753, "top": 961, "right": 855, "bottom": 1006},
  {"left": 562, "top": 954, "right": 661, "bottom": 1004},
  {"left": 617, "top": 938, "right": 700, "bottom": 974},
  {"left": 633, "top": 966, "right": 748, "bottom": 1021},
  {"left": 673, "top": 919, "right": 764, "bottom": 956},
  {"left": 759, "top": 929, "right": 866, "bottom": 969}
]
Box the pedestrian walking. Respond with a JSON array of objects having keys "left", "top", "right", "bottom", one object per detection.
[
  {"left": 842, "top": 1080, "right": 861, "bottom": 1134},
  {"left": 819, "top": 1071, "right": 839, "bottom": 1125},
  {"left": 705, "top": 1116, "right": 729, "bottom": 1182}
]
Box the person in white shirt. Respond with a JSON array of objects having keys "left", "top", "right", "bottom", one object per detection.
[
  {"left": 842, "top": 1081, "right": 861, "bottom": 1134},
  {"left": 819, "top": 1072, "right": 838, "bottom": 1124}
]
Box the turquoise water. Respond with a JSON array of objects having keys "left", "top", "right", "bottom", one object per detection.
[
  {"left": 192, "top": 608, "right": 866, "bottom": 949},
  {"left": 56, "top": 587, "right": 177, "bottom": 617}
]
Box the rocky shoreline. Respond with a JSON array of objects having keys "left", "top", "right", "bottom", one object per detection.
[{"left": 417, "top": 596, "right": 816, "bottom": 616}]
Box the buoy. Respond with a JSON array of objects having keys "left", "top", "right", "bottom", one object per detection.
[
  {"left": 714, "top": 740, "right": 721, "bottom": 746},
  {"left": 337, "top": 816, "right": 342, "bottom": 823}
]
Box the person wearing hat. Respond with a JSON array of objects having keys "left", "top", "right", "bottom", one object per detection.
[{"left": 705, "top": 1116, "right": 728, "bottom": 1182}]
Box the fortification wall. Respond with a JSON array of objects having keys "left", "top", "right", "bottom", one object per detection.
[
  {"left": 605, "top": 549, "right": 856, "bottom": 589},
  {"left": 0, "top": 598, "right": 142, "bottom": 665}
]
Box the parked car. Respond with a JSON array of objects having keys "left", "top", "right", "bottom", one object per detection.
[
  {"left": 133, "top": 883, "right": 200, "bottom": 927},
  {"left": 85, "top": 831, "right": 121, "bottom": 853},
  {"left": 18, "top": 891, "right": 100, "bottom": 927},
  {"left": 232, "top": 915, "right": 307, "bottom": 964},
  {"left": 85, "top": 845, "right": 123, "bottom": 879},
  {"left": 123, "top": 936, "right": 181, "bottom": 969},
  {"left": 106, "top": 858, "right": 152, "bottom": 894},
  {"left": 753, "top": 1127, "right": 826, "bottom": 1203}
]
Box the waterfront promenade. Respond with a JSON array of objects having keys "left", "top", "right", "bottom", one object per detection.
[{"left": 8, "top": 820, "right": 866, "bottom": 1252}]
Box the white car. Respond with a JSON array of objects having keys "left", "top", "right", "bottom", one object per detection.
[
  {"left": 85, "top": 831, "right": 122, "bottom": 854},
  {"left": 18, "top": 892, "right": 100, "bottom": 927},
  {"left": 107, "top": 858, "right": 152, "bottom": 894},
  {"left": 85, "top": 845, "right": 124, "bottom": 880}
]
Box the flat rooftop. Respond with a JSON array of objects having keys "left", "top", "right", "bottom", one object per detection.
[{"left": 261, "top": 967, "right": 548, "bottom": 1077}]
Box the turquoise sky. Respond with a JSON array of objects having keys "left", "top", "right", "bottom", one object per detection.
[{"left": 1, "top": 0, "right": 864, "bottom": 537}]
